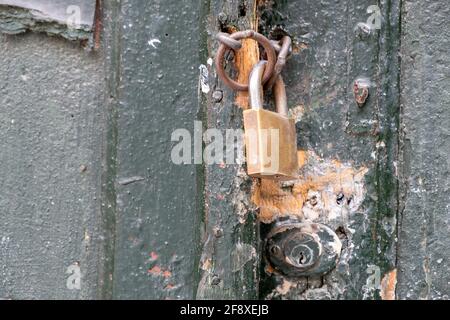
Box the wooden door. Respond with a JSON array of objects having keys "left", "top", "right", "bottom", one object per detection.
[{"left": 0, "top": 0, "right": 448, "bottom": 300}]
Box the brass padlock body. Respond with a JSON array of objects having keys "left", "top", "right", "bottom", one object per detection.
[{"left": 243, "top": 108, "right": 298, "bottom": 180}]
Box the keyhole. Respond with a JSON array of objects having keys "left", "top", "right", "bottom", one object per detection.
[{"left": 298, "top": 251, "right": 306, "bottom": 265}]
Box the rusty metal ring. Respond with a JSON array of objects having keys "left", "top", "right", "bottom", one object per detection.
[
  {"left": 266, "top": 36, "right": 292, "bottom": 90},
  {"left": 215, "top": 30, "right": 277, "bottom": 91}
]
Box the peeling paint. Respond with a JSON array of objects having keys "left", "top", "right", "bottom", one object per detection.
[
  {"left": 253, "top": 150, "right": 368, "bottom": 225},
  {"left": 231, "top": 243, "right": 256, "bottom": 272},
  {"left": 381, "top": 269, "right": 397, "bottom": 300},
  {"left": 199, "top": 64, "right": 210, "bottom": 94},
  {"left": 275, "top": 279, "right": 295, "bottom": 295},
  {"left": 0, "top": 0, "right": 96, "bottom": 41},
  {"left": 289, "top": 105, "right": 306, "bottom": 124}
]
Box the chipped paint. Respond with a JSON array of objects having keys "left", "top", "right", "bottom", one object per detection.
[
  {"left": 0, "top": 0, "right": 96, "bottom": 41},
  {"left": 289, "top": 105, "right": 306, "bottom": 123},
  {"left": 148, "top": 265, "right": 162, "bottom": 275},
  {"left": 276, "top": 279, "right": 295, "bottom": 295},
  {"left": 199, "top": 64, "right": 210, "bottom": 94},
  {"left": 149, "top": 251, "right": 159, "bottom": 261},
  {"left": 362, "top": 265, "right": 381, "bottom": 299},
  {"left": 231, "top": 243, "right": 256, "bottom": 272},
  {"left": 381, "top": 269, "right": 397, "bottom": 300},
  {"left": 253, "top": 150, "right": 368, "bottom": 224}
]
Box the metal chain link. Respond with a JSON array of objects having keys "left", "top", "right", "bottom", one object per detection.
[{"left": 215, "top": 31, "right": 292, "bottom": 92}]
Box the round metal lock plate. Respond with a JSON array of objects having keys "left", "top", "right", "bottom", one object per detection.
[{"left": 265, "top": 220, "right": 342, "bottom": 278}]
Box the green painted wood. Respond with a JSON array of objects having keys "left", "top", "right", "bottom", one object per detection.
[
  {"left": 397, "top": 0, "right": 450, "bottom": 300},
  {"left": 196, "top": 0, "right": 261, "bottom": 300},
  {"left": 257, "top": 0, "right": 400, "bottom": 299},
  {"left": 0, "top": 0, "right": 448, "bottom": 301},
  {"left": 0, "top": 33, "right": 105, "bottom": 299},
  {"left": 110, "top": 0, "right": 204, "bottom": 300}
]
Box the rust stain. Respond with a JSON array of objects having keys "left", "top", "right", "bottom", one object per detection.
[
  {"left": 93, "top": 0, "right": 103, "bottom": 50},
  {"left": 148, "top": 266, "right": 162, "bottom": 276},
  {"left": 162, "top": 270, "right": 172, "bottom": 279},
  {"left": 381, "top": 269, "right": 397, "bottom": 300},
  {"left": 252, "top": 151, "right": 368, "bottom": 223}
]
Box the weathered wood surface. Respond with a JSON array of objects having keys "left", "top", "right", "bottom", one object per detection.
[
  {"left": 0, "top": 33, "right": 105, "bottom": 299},
  {"left": 250, "top": 0, "right": 400, "bottom": 300},
  {"left": 197, "top": 0, "right": 261, "bottom": 300},
  {"left": 397, "top": 0, "right": 450, "bottom": 300},
  {"left": 109, "top": 0, "right": 204, "bottom": 299},
  {"left": 0, "top": 0, "right": 97, "bottom": 41},
  {"left": 0, "top": 0, "right": 448, "bottom": 300}
]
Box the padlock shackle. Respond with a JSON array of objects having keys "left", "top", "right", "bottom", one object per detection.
[
  {"left": 249, "top": 61, "right": 267, "bottom": 110},
  {"left": 273, "top": 76, "right": 288, "bottom": 117},
  {"left": 249, "top": 61, "right": 289, "bottom": 117}
]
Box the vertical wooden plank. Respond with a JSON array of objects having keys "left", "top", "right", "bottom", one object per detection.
[
  {"left": 97, "top": 0, "right": 120, "bottom": 300},
  {"left": 111, "top": 0, "right": 204, "bottom": 299},
  {"left": 257, "top": 0, "right": 401, "bottom": 299},
  {"left": 196, "top": 0, "right": 260, "bottom": 300},
  {"left": 0, "top": 33, "right": 105, "bottom": 299},
  {"left": 397, "top": 0, "right": 450, "bottom": 300}
]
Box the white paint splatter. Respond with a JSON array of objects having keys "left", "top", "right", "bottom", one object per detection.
[
  {"left": 148, "top": 39, "right": 161, "bottom": 49},
  {"left": 231, "top": 243, "right": 256, "bottom": 272},
  {"left": 199, "top": 64, "right": 210, "bottom": 94}
]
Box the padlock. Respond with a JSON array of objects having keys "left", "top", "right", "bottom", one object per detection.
[{"left": 243, "top": 61, "right": 299, "bottom": 180}]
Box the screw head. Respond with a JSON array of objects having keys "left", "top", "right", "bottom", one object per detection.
[
  {"left": 213, "top": 226, "right": 224, "bottom": 238},
  {"left": 211, "top": 275, "right": 221, "bottom": 286},
  {"left": 353, "top": 78, "right": 370, "bottom": 107},
  {"left": 336, "top": 192, "right": 345, "bottom": 205},
  {"left": 217, "top": 12, "right": 228, "bottom": 25},
  {"left": 212, "top": 90, "right": 223, "bottom": 103}
]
